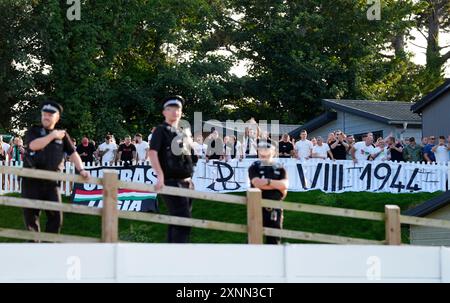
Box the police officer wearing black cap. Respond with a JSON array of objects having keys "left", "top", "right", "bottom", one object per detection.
[
  {"left": 248, "top": 141, "right": 288, "bottom": 244},
  {"left": 22, "top": 101, "right": 90, "bottom": 236},
  {"left": 149, "top": 95, "right": 197, "bottom": 243}
]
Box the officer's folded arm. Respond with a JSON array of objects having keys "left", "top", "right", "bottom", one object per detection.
[
  {"left": 69, "top": 152, "right": 90, "bottom": 179},
  {"left": 29, "top": 131, "right": 61, "bottom": 151}
]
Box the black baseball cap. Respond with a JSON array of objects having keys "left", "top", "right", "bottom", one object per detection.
[
  {"left": 162, "top": 95, "right": 185, "bottom": 109},
  {"left": 41, "top": 100, "right": 63, "bottom": 114}
]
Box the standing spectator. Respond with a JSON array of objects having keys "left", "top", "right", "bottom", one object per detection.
[
  {"left": 327, "top": 132, "right": 336, "bottom": 145},
  {"left": 423, "top": 136, "right": 436, "bottom": 163},
  {"left": 372, "top": 139, "right": 390, "bottom": 161},
  {"left": 329, "top": 131, "right": 349, "bottom": 160},
  {"left": 351, "top": 134, "right": 378, "bottom": 163},
  {"left": 229, "top": 135, "right": 242, "bottom": 160},
  {"left": 76, "top": 136, "right": 96, "bottom": 164},
  {"left": 117, "top": 135, "right": 136, "bottom": 165},
  {"left": 346, "top": 135, "right": 355, "bottom": 160},
  {"left": 243, "top": 128, "right": 258, "bottom": 159},
  {"left": 8, "top": 137, "right": 25, "bottom": 164},
  {"left": 278, "top": 134, "right": 294, "bottom": 158},
  {"left": 205, "top": 130, "right": 224, "bottom": 161},
  {"left": 311, "top": 137, "right": 317, "bottom": 146},
  {"left": 192, "top": 134, "right": 207, "bottom": 159},
  {"left": 134, "top": 133, "right": 150, "bottom": 163},
  {"left": 0, "top": 135, "right": 10, "bottom": 160},
  {"left": 432, "top": 136, "right": 450, "bottom": 164},
  {"left": 311, "top": 136, "right": 334, "bottom": 160},
  {"left": 97, "top": 134, "right": 118, "bottom": 165},
  {"left": 294, "top": 130, "right": 313, "bottom": 161},
  {"left": 403, "top": 137, "right": 423, "bottom": 162},
  {"left": 421, "top": 137, "right": 429, "bottom": 147},
  {"left": 0, "top": 143, "right": 6, "bottom": 161},
  {"left": 387, "top": 137, "right": 404, "bottom": 162}
]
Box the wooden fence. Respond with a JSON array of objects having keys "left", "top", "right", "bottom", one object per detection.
[{"left": 1, "top": 166, "right": 450, "bottom": 245}]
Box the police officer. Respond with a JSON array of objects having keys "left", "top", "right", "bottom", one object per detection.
[
  {"left": 22, "top": 101, "right": 90, "bottom": 235},
  {"left": 248, "top": 141, "right": 288, "bottom": 244},
  {"left": 149, "top": 95, "right": 197, "bottom": 243}
]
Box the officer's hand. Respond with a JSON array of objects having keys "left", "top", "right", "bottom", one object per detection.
[
  {"left": 155, "top": 175, "right": 164, "bottom": 191},
  {"left": 80, "top": 169, "right": 90, "bottom": 179},
  {"left": 51, "top": 130, "right": 66, "bottom": 140}
]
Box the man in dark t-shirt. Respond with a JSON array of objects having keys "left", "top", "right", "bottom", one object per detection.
[
  {"left": 76, "top": 136, "right": 96, "bottom": 163},
  {"left": 248, "top": 141, "right": 288, "bottom": 245},
  {"left": 278, "top": 134, "right": 293, "bottom": 158},
  {"left": 329, "top": 131, "right": 349, "bottom": 160},
  {"left": 387, "top": 137, "right": 404, "bottom": 162},
  {"left": 118, "top": 136, "right": 136, "bottom": 164}
]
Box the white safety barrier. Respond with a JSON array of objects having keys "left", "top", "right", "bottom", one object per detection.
[{"left": 0, "top": 244, "right": 448, "bottom": 283}]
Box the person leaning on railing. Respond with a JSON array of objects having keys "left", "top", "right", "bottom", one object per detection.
[
  {"left": 22, "top": 101, "right": 90, "bottom": 238},
  {"left": 248, "top": 141, "right": 289, "bottom": 245}
]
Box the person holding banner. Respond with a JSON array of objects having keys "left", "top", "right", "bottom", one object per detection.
[
  {"left": 248, "top": 141, "right": 288, "bottom": 245},
  {"left": 149, "top": 95, "right": 197, "bottom": 243},
  {"left": 22, "top": 101, "right": 90, "bottom": 237}
]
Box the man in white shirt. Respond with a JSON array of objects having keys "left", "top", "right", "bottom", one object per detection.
[
  {"left": 0, "top": 135, "right": 10, "bottom": 160},
  {"left": 372, "top": 139, "right": 390, "bottom": 161},
  {"left": 311, "top": 136, "right": 334, "bottom": 160},
  {"left": 432, "top": 136, "right": 450, "bottom": 163},
  {"left": 97, "top": 134, "right": 118, "bottom": 164},
  {"left": 294, "top": 130, "right": 313, "bottom": 160},
  {"left": 192, "top": 134, "right": 207, "bottom": 159},
  {"left": 351, "top": 134, "right": 378, "bottom": 163},
  {"left": 243, "top": 128, "right": 258, "bottom": 159},
  {"left": 134, "top": 133, "right": 150, "bottom": 163}
]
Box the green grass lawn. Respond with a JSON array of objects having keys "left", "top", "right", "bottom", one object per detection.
[{"left": 0, "top": 191, "right": 441, "bottom": 244}]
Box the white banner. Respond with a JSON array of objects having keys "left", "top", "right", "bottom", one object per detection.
[{"left": 192, "top": 159, "right": 449, "bottom": 194}]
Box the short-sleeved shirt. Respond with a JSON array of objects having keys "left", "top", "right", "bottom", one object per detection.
[
  {"left": 423, "top": 144, "right": 436, "bottom": 162},
  {"left": 135, "top": 141, "right": 149, "bottom": 162},
  {"left": 23, "top": 125, "right": 75, "bottom": 186},
  {"left": 294, "top": 140, "right": 313, "bottom": 160},
  {"left": 312, "top": 144, "right": 330, "bottom": 159},
  {"left": 248, "top": 161, "right": 287, "bottom": 201},
  {"left": 353, "top": 141, "right": 376, "bottom": 161},
  {"left": 76, "top": 143, "right": 96, "bottom": 163},
  {"left": 330, "top": 140, "right": 347, "bottom": 160},
  {"left": 150, "top": 122, "right": 195, "bottom": 180},
  {"left": 389, "top": 143, "right": 404, "bottom": 162},
  {"left": 118, "top": 143, "right": 136, "bottom": 162},
  {"left": 98, "top": 142, "right": 117, "bottom": 163},
  {"left": 278, "top": 141, "right": 294, "bottom": 158}
]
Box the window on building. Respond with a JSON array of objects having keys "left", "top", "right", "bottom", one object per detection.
[{"left": 353, "top": 130, "right": 384, "bottom": 142}]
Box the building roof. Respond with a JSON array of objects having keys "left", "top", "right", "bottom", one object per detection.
[
  {"left": 289, "top": 111, "right": 337, "bottom": 138},
  {"left": 403, "top": 191, "right": 450, "bottom": 217},
  {"left": 323, "top": 99, "right": 422, "bottom": 125},
  {"left": 411, "top": 79, "right": 450, "bottom": 113}
]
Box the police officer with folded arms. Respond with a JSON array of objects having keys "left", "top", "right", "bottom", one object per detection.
[
  {"left": 149, "top": 95, "right": 197, "bottom": 243},
  {"left": 22, "top": 101, "right": 90, "bottom": 236},
  {"left": 248, "top": 141, "right": 288, "bottom": 244}
]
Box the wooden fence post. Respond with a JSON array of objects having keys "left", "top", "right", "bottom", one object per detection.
[
  {"left": 246, "top": 188, "right": 263, "bottom": 244},
  {"left": 102, "top": 170, "right": 119, "bottom": 243},
  {"left": 385, "top": 205, "right": 401, "bottom": 245}
]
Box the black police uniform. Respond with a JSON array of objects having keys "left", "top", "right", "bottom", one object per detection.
[
  {"left": 248, "top": 161, "right": 286, "bottom": 244},
  {"left": 22, "top": 126, "right": 75, "bottom": 234},
  {"left": 150, "top": 121, "right": 197, "bottom": 243}
]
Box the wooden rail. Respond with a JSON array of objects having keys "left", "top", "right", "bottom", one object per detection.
[{"left": 0, "top": 165, "right": 449, "bottom": 245}]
